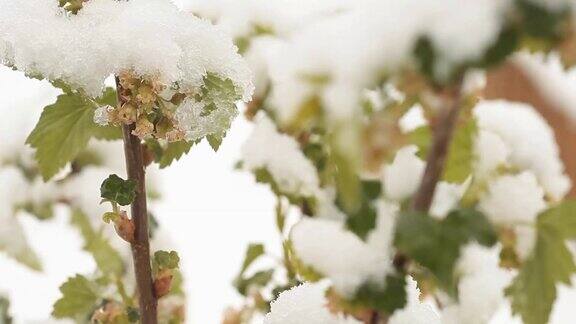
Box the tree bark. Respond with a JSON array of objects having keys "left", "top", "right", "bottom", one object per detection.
[{"left": 117, "top": 79, "right": 158, "bottom": 323}]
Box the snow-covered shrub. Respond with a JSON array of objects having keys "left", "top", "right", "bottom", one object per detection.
[{"left": 190, "top": 0, "right": 576, "bottom": 323}]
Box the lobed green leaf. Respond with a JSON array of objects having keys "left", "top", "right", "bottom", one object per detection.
[
  {"left": 154, "top": 250, "right": 180, "bottom": 270},
  {"left": 26, "top": 87, "right": 121, "bottom": 181},
  {"left": 70, "top": 209, "right": 124, "bottom": 276},
  {"left": 506, "top": 201, "right": 576, "bottom": 324},
  {"left": 395, "top": 208, "right": 496, "bottom": 296},
  {"left": 52, "top": 275, "right": 98, "bottom": 318},
  {"left": 100, "top": 174, "right": 136, "bottom": 206}
]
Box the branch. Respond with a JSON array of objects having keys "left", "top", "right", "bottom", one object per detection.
[
  {"left": 411, "top": 82, "right": 463, "bottom": 212},
  {"left": 117, "top": 78, "right": 158, "bottom": 323},
  {"left": 369, "top": 82, "right": 464, "bottom": 324}
]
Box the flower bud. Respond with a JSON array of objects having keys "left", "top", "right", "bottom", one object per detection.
[
  {"left": 119, "top": 70, "right": 138, "bottom": 90},
  {"left": 154, "top": 268, "right": 173, "bottom": 298},
  {"left": 222, "top": 307, "right": 242, "bottom": 324},
  {"left": 117, "top": 103, "right": 137, "bottom": 124},
  {"left": 165, "top": 129, "right": 185, "bottom": 142},
  {"left": 136, "top": 84, "right": 156, "bottom": 105},
  {"left": 114, "top": 211, "right": 135, "bottom": 243},
  {"left": 132, "top": 117, "right": 154, "bottom": 139}
]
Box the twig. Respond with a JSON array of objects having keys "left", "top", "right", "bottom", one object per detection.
[
  {"left": 116, "top": 77, "right": 158, "bottom": 323},
  {"left": 370, "top": 81, "right": 464, "bottom": 324},
  {"left": 411, "top": 82, "right": 463, "bottom": 212}
]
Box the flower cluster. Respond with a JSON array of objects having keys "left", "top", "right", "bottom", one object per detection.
[{"left": 0, "top": 0, "right": 253, "bottom": 144}]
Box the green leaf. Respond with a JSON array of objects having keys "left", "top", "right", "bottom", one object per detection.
[
  {"left": 413, "top": 37, "right": 436, "bottom": 79},
  {"left": 20, "top": 201, "right": 54, "bottom": 220},
  {"left": 0, "top": 217, "right": 42, "bottom": 271},
  {"left": 479, "top": 25, "right": 520, "bottom": 68},
  {"left": 442, "top": 208, "right": 497, "bottom": 247},
  {"left": 206, "top": 132, "right": 225, "bottom": 152},
  {"left": 100, "top": 174, "right": 136, "bottom": 206},
  {"left": 234, "top": 243, "right": 274, "bottom": 296},
  {"left": 346, "top": 180, "right": 380, "bottom": 240},
  {"left": 202, "top": 72, "right": 242, "bottom": 106},
  {"left": 252, "top": 167, "right": 317, "bottom": 209},
  {"left": 394, "top": 208, "right": 496, "bottom": 296},
  {"left": 234, "top": 269, "right": 274, "bottom": 296},
  {"left": 126, "top": 307, "right": 140, "bottom": 322},
  {"left": 330, "top": 125, "right": 362, "bottom": 214},
  {"left": 0, "top": 296, "right": 12, "bottom": 324},
  {"left": 506, "top": 201, "right": 576, "bottom": 324},
  {"left": 154, "top": 250, "right": 180, "bottom": 270},
  {"left": 286, "top": 240, "right": 323, "bottom": 282},
  {"left": 70, "top": 210, "right": 124, "bottom": 275},
  {"left": 443, "top": 119, "right": 476, "bottom": 183},
  {"left": 287, "top": 96, "right": 322, "bottom": 132},
  {"left": 537, "top": 200, "right": 576, "bottom": 238},
  {"left": 198, "top": 73, "right": 240, "bottom": 145},
  {"left": 169, "top": 269, "right": 185, "bottom": 297},
  {"left": 517, "top": 0, "right": 569, "bottom": 39},
  {"left": 407, "top": 119, "right": 475, "bottom": 184},
  {"left": 26, "top": 87, "right": 121, "bottom": 180},
  {"left": 352, "top": 274, "right": 407, "bottom": 314},
  {"left": 406, "top": 126, "right": 431, "bottom": 159},
  {"left": 52, "top": 275, "right": 98, "bottom": 318},
  {"left": 239, "top": 243, "right": 265, "bottom": 275},
  {"left": 158, "top": 141, "right": 194, "bottom": 168}
]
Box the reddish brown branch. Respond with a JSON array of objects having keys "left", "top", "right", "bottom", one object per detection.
[
  {"left": 368, "top": 83, "right": 463, "bottom": 324},
  {"left": 117, "top": 79, "right": 158, "bottom": 323},
  {"left": 411, "top": 83, "right": 463, "bottom": 212}
]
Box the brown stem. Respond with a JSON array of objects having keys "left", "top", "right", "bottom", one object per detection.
[
  {"left": 370, "top": 82, "right": 463, "bottom": 324},
  {"left": 411, "top": 82, "right": 463, "bottom": 212},
  {"left": 117, "top": 79, "right": 158, "bottom": 323},
  {"left": 367, "top": 311, "right": 379, "bottom": 324}
]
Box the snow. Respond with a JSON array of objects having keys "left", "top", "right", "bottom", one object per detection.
[
  {"left": 474, "top": 129, "right": 510, "bottom": 179},
  {"left": 93, "top": 105, "right": 113, "bottom": 126},
  {"left": 259, "top": 0, "right": 513, "bottom": 123},
  {"left": 188, "top": 0, "right": 356, "bottom": 40},
  {"left": 399, "top": 104, "right": 427, "bottom": 133},
  {"left": 479, "top": 171, "right": 547, "bottom": 226},
  {"left": 174, "top": 96, "right": 238, "bottom": 142},
  {"left": 241, "top": 114, "right": 320, "bottom": 198},
  {"left": 382, "top": 145, "right": 425, "bottom": 202},
  {"left": 291, "top": 218, "right": 391, "bottom": 296},
  {"left": 0, "top": 0, "right": 253, "bottom": 100},
  {"left": 516, "top": 52, "right": 576, "bottom": 124},
  {"left": 475, "top": 100, "right": 571, "bottom": 201},
  {"left": 389, "top": 277, "right": 441, "bottom": 324},
  {"left": 443, "top": 244, "right": 513, "bottom": 324},
  {"left": 264, "top": 281, "right": 361, "bottom": 324},
  {"left": 430, "top": 180, "right": 469, "bottom": 220}
]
